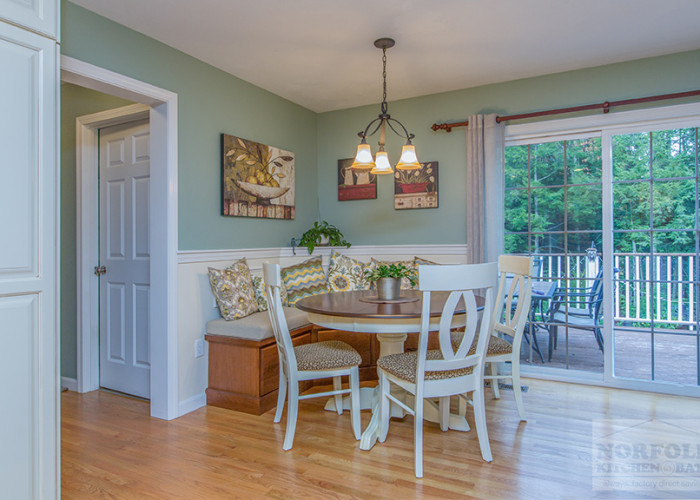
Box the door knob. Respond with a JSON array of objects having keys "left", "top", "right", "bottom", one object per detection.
[{"left": 94, "top": 265, "right": 107, "bottom": 276}]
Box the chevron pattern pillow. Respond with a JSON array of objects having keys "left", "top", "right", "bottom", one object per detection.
[{"left": 281, "top": 256, "right": 328, "bottom": 306}]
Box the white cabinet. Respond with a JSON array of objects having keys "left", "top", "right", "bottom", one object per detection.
[
  {"left": 0, "top": 16, "right": 59, "bottom": 500},
  {"left": 0, "top": 0, "right": 59, "bottom": 39}
]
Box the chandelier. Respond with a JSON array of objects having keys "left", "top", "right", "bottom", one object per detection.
[{"left": 350, "top": 38, "right": 421, "bottom": 174}]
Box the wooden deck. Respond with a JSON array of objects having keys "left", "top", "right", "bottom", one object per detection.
[
  {"left": 522, "top": 326, "right": 699, "bottom": 385},
  {"left": 61, "top": 380, "right": 700, "bottom": 499}
]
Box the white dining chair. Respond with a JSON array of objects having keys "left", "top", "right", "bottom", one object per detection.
[
  {"left": 483, "top": 255, "right": 534, "bottom": 421},
  {"left": 376, "top": 263, "right": 497, "bottom": 478},
  {"left": 263, "top": 263, "right": 362, "bottom": 450}
]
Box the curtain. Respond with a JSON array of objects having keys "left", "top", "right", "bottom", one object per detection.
[{"left": 465, "top": 114, "right": 505, "bottom": 264}]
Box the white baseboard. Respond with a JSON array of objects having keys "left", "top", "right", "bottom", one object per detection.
[
  {"left": 178, "top": 392, "right": 206, "bottom": 417},
  {"left": 178, "top": 243, "right": 468, "bottom": 264},
  {"left": 61, "top": 377, "right": 78, "bottom": 392}
]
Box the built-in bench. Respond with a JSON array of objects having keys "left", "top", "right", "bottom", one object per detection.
[{"left": 205, "top": 306, "right": 438, "bottom": 415}]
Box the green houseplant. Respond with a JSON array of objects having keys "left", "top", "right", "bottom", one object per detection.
[
  {"left": 299, "top": 220, "right": 351, "bottom": 254},
  {"left": 365, "top": 263, "right": 417, "bottom": 300}
]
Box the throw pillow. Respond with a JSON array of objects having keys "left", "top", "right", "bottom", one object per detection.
[
  {"left": 251, "top": 274, "right": 288, "bottom": 311},
  {"left": 413, "top": 256, "right": 440, "bottom": 288},
  {"left": 281, "top": 256, "right": 328, "bottom": 306},
  {"left": 327, "top": 251, "right": 370, "bottom": 292},
  {"left": 208, "top": 258, "right": 259, "bottom": 320},
  {"left": 370, "top": 258, "right": 418, "bottom": 290}
]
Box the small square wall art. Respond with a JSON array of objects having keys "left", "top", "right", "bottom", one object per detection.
[
  {"left": 337, "top": 158, "right": 377, "bottom": 201},
  {"left": 221, "top": 134, "right": 295, "bottom": 219},
  {"left": 394, "top": 161, "right": 438, "bottom": 210}
]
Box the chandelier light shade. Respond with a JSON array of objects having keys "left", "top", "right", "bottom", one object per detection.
[
  {"left": 370, "top": 149, "right": 393, "bottom": 174},
  {"left": 350, "top": 37, "right": 419, "bottom": 174}
]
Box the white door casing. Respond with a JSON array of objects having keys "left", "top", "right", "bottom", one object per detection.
[
  {"left": 63, "top": 56, "right": 179, "bottom": 420},
  {"left": 0, "top": 19, "right": 59, "bottom": 499},
  {"left": 99, "top": 120, "right": 151, "bottom": 398}
]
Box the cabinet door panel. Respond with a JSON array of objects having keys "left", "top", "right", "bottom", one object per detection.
[
  {"left": 0, "top": 20, "right": 58, "bottom": 500},
  {"left": 0, "top": 0, "right": 58, "bottom": 39}
]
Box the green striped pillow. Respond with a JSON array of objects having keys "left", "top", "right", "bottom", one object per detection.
[{"left": 281, "top": 256, "right": 328, "bottom": 306}]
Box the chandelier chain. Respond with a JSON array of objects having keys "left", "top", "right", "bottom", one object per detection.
[{"left": 381, "top": 47, "right": 388, "bottom": 114}]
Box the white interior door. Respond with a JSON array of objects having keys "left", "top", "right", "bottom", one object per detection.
[{"left": 98, "top": 119, "right": 151, "bottom": 398}]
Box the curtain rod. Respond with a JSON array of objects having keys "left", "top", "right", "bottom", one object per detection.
[{"left": 430, "top": 89, "right": 700, "bottom": 132}]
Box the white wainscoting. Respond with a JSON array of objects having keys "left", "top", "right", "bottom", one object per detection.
[{"left": 176, "top": 244, "right": 468, "bottom": 415}]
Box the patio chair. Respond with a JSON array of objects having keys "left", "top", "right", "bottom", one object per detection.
[
  {"left": 376, "top": 262, "right": 497, "bottom": 478},
  {"left": 546, "top": 268, "right": 605, "bottom": 360},
  {"left": 263, "top": 263, "right": 362, "bottom": 450}
]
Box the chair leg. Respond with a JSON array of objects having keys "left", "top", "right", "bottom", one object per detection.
[
  {"left": 457, "top": 394, "right": 468, "bottom": 418},
  {"left": 548, "top": 326, "right": 558, "bottom": 361},
  {"left": 282, "top": 379, "right": 299, "bottom": 451},
  {"left": 439, "top": 396, "right": 450, "bottom": 432},
  {"left": 414, "top": 394, "right": 424, "bottom": 478},
  {"left": 378, "top": 371, "right": 390, "bottom": 443},
  {"left": 511, "top": 357, "right": 526, "bottom": 421},
  {"left": 473, "top": 386, "right": 493, "bottom": 462},
  {"left": 594, "top": 328, "right": 604, "bottom": 351},
  {"left": 349, "top": 368, "right": 361, "bottom": 440},
  {"left": 333, "top": 376, "right": 343, "bottom": 415},
  {"left": 490, "top": 362, "right": 501, "bottom": 399},
  {"left": 274, "top": 367, "right": 287, "bottom": 423}
]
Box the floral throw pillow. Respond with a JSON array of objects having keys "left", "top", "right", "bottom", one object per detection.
[
  {"left": 370, "top": 257, "right": 418, "bottom": 290},
  {"left": 327, "top": 251, "right": 370, "bottom": 292},
  {"left": 413, "top": 256, "right": 440, "bottom": 288},
  {"left": 281, "top": 256, "right": 328, "bottom": 306},
  {"left": 251, "top": 274, "right": 288, "bottom": 311},
  {"left": 208, "top": 258, "right": 259, "bottom": 320}
]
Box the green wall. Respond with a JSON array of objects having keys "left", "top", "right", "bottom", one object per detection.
[
  {"left": 316, "top": 49, "right": 700, "bottom": 246},
  {"left": 60, "top": 83, "right": 134, "bottom": 379},
  {"left": 61, "top": 1, "right": 320, "bottom": 251}
]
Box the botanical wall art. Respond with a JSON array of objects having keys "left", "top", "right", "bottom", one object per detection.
[
  {"left": 337, "top": 158, "right": 377, "bottom": 201},
  {"left": 221, "top": 134, "right": 295, "bottom": 219},
  {"left": 394, "top": 161, "right": 438, "bottom": 210}
]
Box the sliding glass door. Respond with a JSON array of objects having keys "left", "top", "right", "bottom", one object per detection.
[
  {"left": 609, "top": 127, "right": 699, "bottom": 386},
  {"left": 505, "top": 108, "right": 700, "bottom": 395}
]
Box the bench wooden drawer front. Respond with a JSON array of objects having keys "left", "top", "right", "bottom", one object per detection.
[{"left": 260, "top": 331, "right": 311, "bottom": 396}]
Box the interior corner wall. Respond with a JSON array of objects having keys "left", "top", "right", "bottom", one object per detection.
[
  {"left": 60, "top": 83, "right": 134, "bottom": 380},
  {"left": 316, "top": 49, "right": 700, "bottom": 247}
]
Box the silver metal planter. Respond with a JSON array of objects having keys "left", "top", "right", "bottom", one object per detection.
[{"left": 376, "top": 277, "right": 401, "bottom": 301}]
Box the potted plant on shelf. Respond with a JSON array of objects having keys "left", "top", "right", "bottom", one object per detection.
[
  {"left": 365, "top": 263, "right": 417, "bottom": 301},
  {"left": 395, "top": 164, "right": 434, "bottom": 194},
  {"left": 299, "top": 220, "right": 351, "bottom": 254}
]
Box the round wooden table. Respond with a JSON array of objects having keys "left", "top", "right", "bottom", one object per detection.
[{"left": 295, "top": 289, "right": 484, "bottom": 450}]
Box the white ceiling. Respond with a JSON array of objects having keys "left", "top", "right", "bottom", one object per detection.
[{"left": 70, "top": 0, "right": 700, "bottom": 113}]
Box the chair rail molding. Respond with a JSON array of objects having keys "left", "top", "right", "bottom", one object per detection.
[{"left": 178, "top": 244, "right": 469, "bottom": 264}]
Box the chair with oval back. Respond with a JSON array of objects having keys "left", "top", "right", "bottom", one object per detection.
[
  {"left": 376, "top": 262, "right": 498, "bottom": 478},
  {"left": 263, "top": 263, "right": 362, "bottom": 450}
]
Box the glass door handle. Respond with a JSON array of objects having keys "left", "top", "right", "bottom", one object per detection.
[{"left": 94, "top": 265, "right": 107, "bottom": 276}]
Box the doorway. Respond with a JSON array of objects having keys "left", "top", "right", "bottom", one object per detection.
[{"left": 62, "top": 56, "right": 179, "bottom": 419}]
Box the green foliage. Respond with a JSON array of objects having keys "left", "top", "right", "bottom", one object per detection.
[
  {"left": 365, "top": 264, "right": 417, "bottom": 287},
  {"left": 299, "top": 221, "right": 350, "bottom": 254},
  {"left": 504, "top": 128, "right": 698, "bottom": 255}
]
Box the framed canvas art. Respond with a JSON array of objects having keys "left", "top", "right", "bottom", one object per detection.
[
  {"left": 221, "top": 134, "right": 295, "bottom": 219},
  {"left": 394, "top": 161, "right": 438, "bottom": 210},
  {"left": 337, "top": 158, "right": 377, "bottom": 201}
]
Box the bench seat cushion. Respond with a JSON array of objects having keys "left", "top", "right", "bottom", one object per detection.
[{"left": 206, "top": 308, "right": 310, "bottom": 341}]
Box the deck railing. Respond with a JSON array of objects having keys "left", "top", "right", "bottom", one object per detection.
[{"left": 535, "top": 252, "right": 697, "bottom": 326}]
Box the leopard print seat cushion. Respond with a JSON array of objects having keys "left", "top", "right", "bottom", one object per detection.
[
  {"left": 450, "top": 329, "right": 514, "bottom": 356},
  {"left": 294, "top": 341, "right": 362, "bottom": 371},
  {"left": 377, "top": 350, "right": 475, "bottom": 383}
]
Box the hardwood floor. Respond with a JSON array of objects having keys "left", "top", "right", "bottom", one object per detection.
[{"left": 61, "top": 380, "right": 700, "bottom": 499}]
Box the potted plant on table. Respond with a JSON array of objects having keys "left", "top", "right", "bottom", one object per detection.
[
  {"left": 365, "top": 263, "right": 417, "bottom": 301},
  {"left": 299, "top": 220, "right": 351, "bottom": 254}
]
